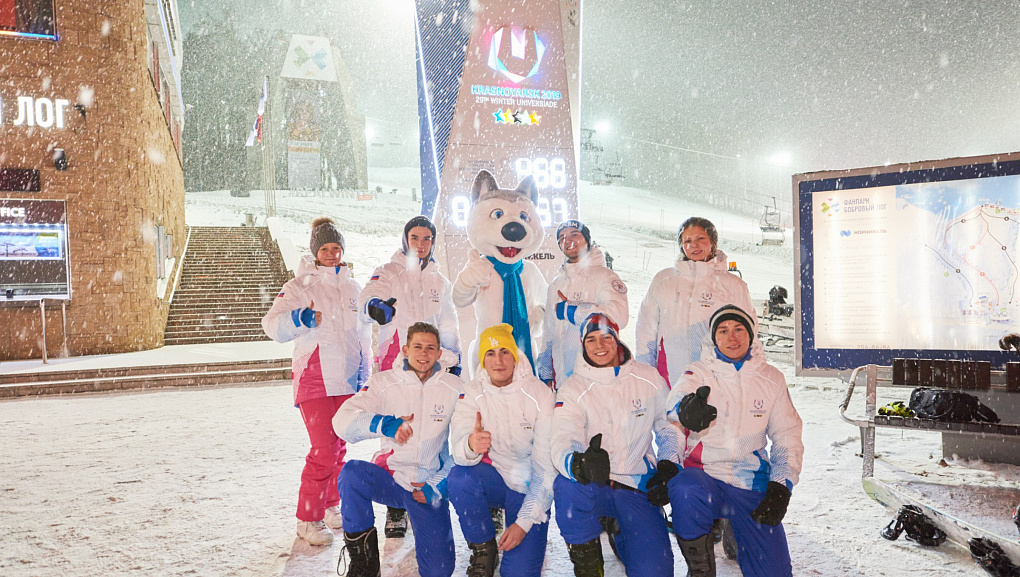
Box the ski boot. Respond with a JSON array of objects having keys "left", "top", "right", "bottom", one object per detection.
[
  {"left": 566, "top": 537, "right": 605, "bottom": 577},
  {"left": 466, "top": 539, "right": 499, "bottom": 577},
  {"left": 490, "top": 508, "right": 504, "bottom": 534},
  {"left": 969, "top": 538, "right": 1020, "bottom": 577},
  {"left": 384, "top": 506, "right": 407, "bottom": 538},
  {"left": 880, "top": 505, "right": 945, "bottom": 546},
  {"left": 337, "top": 527, "right": 380, "bottom": 577},
  {"left": 677, "top": 532, "right": 716, "bottom": 577},
  {"left": 711, "top": 518, "right": 738, "bottom": 560},
  {"left": 600, "top": 516, "right": 622, "bottom": 560}
]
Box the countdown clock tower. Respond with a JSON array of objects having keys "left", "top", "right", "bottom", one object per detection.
[{"left": 414, "top": 0, "right": 583, "bottom": 294}]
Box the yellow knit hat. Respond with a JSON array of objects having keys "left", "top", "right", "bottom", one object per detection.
[{"left": 478, "top": 323, "right": 519, "bottom": 367}]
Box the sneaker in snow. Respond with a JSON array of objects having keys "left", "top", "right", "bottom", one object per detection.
[
  {"left": 324, "top": 506, "right": 343, "bottom": 530},
  {"left": 297, "top": 520, "right": 335, "bottom": 546}
]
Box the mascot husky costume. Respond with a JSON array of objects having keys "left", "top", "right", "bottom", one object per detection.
[{"left": 453, "top": 170, "right": 549, "bottom": 377}]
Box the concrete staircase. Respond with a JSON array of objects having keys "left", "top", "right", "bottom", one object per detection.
[
  {"left": 164, "top": 226, "right": 292, "bottom": 346},
  {"left": 0, "top": 359, "right": 291, "bottom": 398}
]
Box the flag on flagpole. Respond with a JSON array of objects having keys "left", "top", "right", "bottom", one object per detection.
[{"left": 245, "top": 76, "right": 268, "bottom": 147}]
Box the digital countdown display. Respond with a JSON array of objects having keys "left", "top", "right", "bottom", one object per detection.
[
  {"left": 795, "top": 153, "right": 1020, "bottom": 373},
  {"left": 415, "top": 0, "right": 583, "bottom": 286}
]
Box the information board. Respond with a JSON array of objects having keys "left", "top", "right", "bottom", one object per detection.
[
  {"left": 0, "top": 198, "right": 70, "bottom": 301},
  {"left": 795, "top": 153, "right": 1020, "bottom": 373}
]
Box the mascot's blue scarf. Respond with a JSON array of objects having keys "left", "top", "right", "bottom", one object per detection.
[{"left": 486, "top": 256, "right": 535, "bottom": 374}]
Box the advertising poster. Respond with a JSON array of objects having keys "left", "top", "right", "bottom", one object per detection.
[
  {"left": 0, "top": 0, "right": 55, "bottom": 39},
  {"left": 285, "top": 88, "right": 322, "bottom": 190},
  {"left": 0, "top": 198, "right": 70, "bottom": 300}
]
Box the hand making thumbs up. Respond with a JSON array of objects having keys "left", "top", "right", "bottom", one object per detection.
[
  {"left": 394, "top": 413, "right": 414, "bottom": 445},
  {"left": 468, "top": 411, "right": 491, "bottom": 455},
  {"left": 297, "top": 300, "right": 321, "bottom": 328}
]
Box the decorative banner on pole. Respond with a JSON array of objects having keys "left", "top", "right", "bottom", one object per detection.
[
  {"left": 280, "top": 35, "right": 338, "bottom": 83},
  {"left": 245, "top": 76, "right": 268, "bottom": 147}
]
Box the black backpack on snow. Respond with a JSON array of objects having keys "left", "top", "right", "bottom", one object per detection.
[{"left": 907, "top": 388, "right": 1000, "bottom": 423}]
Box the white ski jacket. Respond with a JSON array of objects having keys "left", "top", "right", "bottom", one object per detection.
[
  {"left": 550, "top": 353, "right": 679, "bottom": 490},
  {"left": 538, "top": 246, "right": 629, "bottom": 386},
  {"left": 635, "top": 250, "right": 755, "bottom": 387},
  {"left": 333, "top": 363, "right": 464, "bottom": 493},
  {"left": 665, "top": 337, "right": 803, "bottom": 492},
  {"left": 262, "top": 256, "right": 371, "bottom": 402},
  {"left": 450, "top": 358, "right": 556, "bottom": 533},
  {"left": 359, "top": 250, "right": 461, "bottom": 372}
]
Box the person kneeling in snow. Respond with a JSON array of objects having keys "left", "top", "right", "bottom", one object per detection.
[
  {"left": 447, "top": 324, "right": 556, "bottom": 577},
  {"left": 655, "top": 305, "right": 804, "bottom": 577},
  {"left": 550, "top": 313, "right": 678, "bottom": 577},
  {"left": 332, "top": 322, "right": 463, "bottom": 577}
]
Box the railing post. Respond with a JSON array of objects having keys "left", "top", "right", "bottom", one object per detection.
[
  {"left": 862, "top": 364, "right": 878, "bottom": 477},
  {"left": 39, "top": 299, "right": 48, "bottom": 364}
]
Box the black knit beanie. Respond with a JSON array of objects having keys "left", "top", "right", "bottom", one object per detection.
[{"left": 710, "top": 304, "right": 755, "bottom": 346}]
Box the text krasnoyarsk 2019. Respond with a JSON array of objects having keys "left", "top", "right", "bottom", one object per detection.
[{"left": 471, "top": 85, "right": 562, "bottom": 100}]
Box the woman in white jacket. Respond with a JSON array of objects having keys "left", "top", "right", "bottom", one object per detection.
[
  {"left": 538, "top": 220, "right": 629, "bottom": 389},
  {"left": 550, "top": 313, "right": 678, "bottom": 577},
  {"left": 359, "top": 215, "right": 461, "bottom": 373},
  {"left": 261, "top": 217, "right": 371, "bottom": 546},
  {"left": 332, "top": 322, "right": 463, "bottom": 577},
  {"left": 662, "top": 305, "right": 804, "bottom": 577},
  {"left": 447, "top": 323, "right": 556, "bottom": 577},
  {"left": 635, "top": 217, "right": 755, "bottom": 388}
]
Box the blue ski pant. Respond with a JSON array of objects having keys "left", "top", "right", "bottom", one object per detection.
[
  {"left": 338, "top": 459, "right": 455, "bottom": 577},
  {"left": 447, "top": 464, "right": 549, "bottom": 577},
  {"left": 668, "top": 467, "right": 792, "bottom": 577},
  {"left": 553, "top": 474, "right": 673, "bottom": 577}
]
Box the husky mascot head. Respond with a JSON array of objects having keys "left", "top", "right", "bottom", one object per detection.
[{"left": 466, "top": 170, "right": 544, "bottom": 263}]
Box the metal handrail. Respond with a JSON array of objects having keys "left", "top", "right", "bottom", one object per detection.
[
  {"left": 838, "top": 365, "right": 870, "bottom": 427},
  {"left": 167, "top": 225, "right": 192, "bottom": 305}
]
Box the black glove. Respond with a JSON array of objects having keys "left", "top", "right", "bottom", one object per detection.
[
  {"left": 750, "top": 481, "right": 791, "bottom": 526},
  {"left": 570, "top": 434, "right": 611, "bottom": 486},
  {"left": 645, "top": 460, "right": 679, "bottom": 507},
  {"left": 677, "top": 385, "right": 717, "bottom": 432},
  {"left": 367, "top": 297, "right": 397, "bottom": 325}
]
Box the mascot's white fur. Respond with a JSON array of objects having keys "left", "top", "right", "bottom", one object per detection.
[{"left": 453, "top": 170, "right": 548, "bottom": 377}]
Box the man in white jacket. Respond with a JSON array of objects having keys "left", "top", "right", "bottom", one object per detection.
[
  {"left": 333, "top": 322, "right": 463, "bottom": 577},
  {"left": 550, "top": 313, "right": 678, "bottom": 577},
  {"left": 660, "top": 305, "right": 803, "bottom": 577},
  {"left": 635, "top": 217, "right": 755, "bottom": 387},
  {"left": 447, "top": 324, "right": 555, "bottom": 577},
  {"left": 538, "top": 220, "right": 629, "bottom": 389},
  {"left": 359, "top": 215, "right": 462, "bottom": 537}
]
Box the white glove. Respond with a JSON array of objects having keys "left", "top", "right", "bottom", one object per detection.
[{"left": 456, "top": 251, "right": 493, "bottom": 290}]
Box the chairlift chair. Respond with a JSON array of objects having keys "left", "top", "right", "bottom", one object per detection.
[{"left": 759, "top": 198, "right": 785, "bottom": 246}]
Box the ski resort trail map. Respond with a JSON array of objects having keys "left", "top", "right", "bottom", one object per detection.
[{"left": 898, "top": 174, "right": 1020, "bottom": 351}]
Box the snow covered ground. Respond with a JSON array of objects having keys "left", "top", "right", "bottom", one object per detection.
[{"left": 0, "top": 168, "right": 1010, "bottom": 576}]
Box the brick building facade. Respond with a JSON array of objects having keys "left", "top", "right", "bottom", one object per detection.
[{"left": 0, "top": 0, "right": 185, "bottom": 361}]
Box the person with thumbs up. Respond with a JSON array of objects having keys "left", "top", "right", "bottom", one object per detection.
[
  {"left": 662, "top": 305, "right": 803, "bottom": 577},
  {"left": 333, "top": 322, "right": 463, "bottom": 577},
  {"left": 261, "top": 217, "right": 371, "bottom": 547},
  {"left": 550, "top": 312, "right": 679, "bottom": 577},
  {"left": 447, "top": 324, "right": 556, "bottom": 577},
  {"left": 538, "top": 220, "right": 628, "bottom": 390},
  {"left": 359, "top": 216, "right": 463, "bottom": 540}
]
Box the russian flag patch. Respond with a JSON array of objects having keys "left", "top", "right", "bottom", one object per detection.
[
  {"left": 458, "top": 393, "right": 465, "bottom": 399},
  {"left": 370, "top": 275, "right": 380, "bottom": 281},
  {"left": 555, "top": 401, "right": 564, "bottom": 408},
  {"left": 277, "top": 292, "right": 285, "bottom": 297},
  {"left": 683, "top": 371, "right": 694, "bottom": 376}
]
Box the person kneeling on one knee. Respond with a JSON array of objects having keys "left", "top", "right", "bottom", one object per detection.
[
  {"left": 550, "top": 313, "right": 680, "bottom": 577},
  {"left": 447, "top": 324, "right": 556, "bottom": 577},
  {"left": 332, "top": 322, "right": 463, "bottom": 577},
  {"left": 654, "top": 305, "right": 804, "bottom": 577}
]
